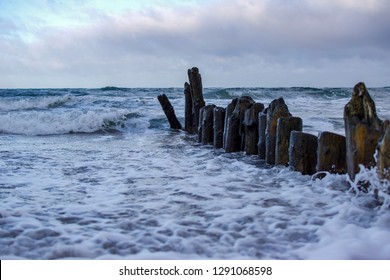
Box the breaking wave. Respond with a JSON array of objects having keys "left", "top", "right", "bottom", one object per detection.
[
  {"left": 0, "top": 110, "right": 143, "bottom": 135},
  {"left": 0, "top": 95, "right": 72, "bottom": 112}
]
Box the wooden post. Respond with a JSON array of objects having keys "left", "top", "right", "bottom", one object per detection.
[
  {"left": 213, "top": 107, "right": 226, "bottom": 149},
  {"left": 198, "top": 107, "right": 204, "bottom": 142},
  {"left": 316, "top": 131, "right": 346, "bottom": 174},
  {"left": 289, "top": 131, "right": 318, "bottom": 175},
  {"left": 235, "top": 96, "right": 256, "bottom": 151},
  {"left": 378, "top": 120, "right": 390, "bottom": 180},
  {"left": 275, "top": 117, "right": 302, "bottom": 166},
  {"left": 184, "top": 82, "right": 195, "bottom": 133},
  {"left": 225, "top": 96, "right": 255, "bottom": 153},
  {"left": 346, "top": 123, "right": 381, "bottom": 180},
  {"left": 244, "top": 103, "right": 265, "bottom": 155},
  {"left": 224, "top": 113, "right": 241, "bottom": 153},
  {"left": 188, "top": 67, "right": 205, "bottom": 133},
  {"left": 223, "top": 98, "right": 238, "bottom": 150},
  {"left": 344, "top": 82, "right": 382, "bottom": 180},
  {"left": 157, "top": 94, "right": 182, "bottom": 129},
  {"left": 201, "top": 105, "right": 216, "bottom": 145},
  {"left": 266, "top": 98, "right": 292, "bottom": 165},
  {"left": 257, "top": 112, "right": 267, "bottom": 159}
]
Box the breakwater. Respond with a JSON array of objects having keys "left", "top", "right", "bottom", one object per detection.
[{"left": 159, "top": 67, "right": 390, "bottom": 192}]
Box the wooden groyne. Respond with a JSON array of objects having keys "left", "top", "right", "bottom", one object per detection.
[{"left": 158, "top": 67, "right": 390, "bottom": 187}]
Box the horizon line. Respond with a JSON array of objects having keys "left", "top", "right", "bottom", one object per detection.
[{"left": 1, "top": 85, "right": 389, "bottom": 90}]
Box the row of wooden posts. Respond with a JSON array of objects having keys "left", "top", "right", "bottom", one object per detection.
[{"left": 158, "top": 67, "right": 390, "bottom": 183}]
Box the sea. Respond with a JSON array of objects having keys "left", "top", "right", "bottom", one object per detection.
[{"left": 1, "top": 87, "right": 390, "bottom": 260}]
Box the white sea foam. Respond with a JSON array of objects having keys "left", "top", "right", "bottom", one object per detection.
[{"left": 1, "top": 131, "right": 389, "bottom": 260}]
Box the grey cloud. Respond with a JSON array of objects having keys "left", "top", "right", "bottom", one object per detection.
[
  {"left": 1, "top": 0, "right": 389, "bottom": 87},
  {"left": 91, "top": 0, "right": 390, "bottom": 60}
]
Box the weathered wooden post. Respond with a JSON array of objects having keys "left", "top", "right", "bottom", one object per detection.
[
  {"left": 198, "top": 107, "right": 204, "bottom": 142},
  {"left": 224, "top": 112, "right": 241, "bottom": 153},
  {"left": 266, "top": 98, "right": 292, "bottom": 165},
  {"left": 188, "top": 67, "right": 205, "bottom": 133},
  {"left": 289, "top": 131, "right": 318, "bottom": 175},
  {"left": 275, "top": 117, "right": 302, "bottom": 166},
  {"left": 344, "top": 82, "right": 382, "bottom": 180},
  {"left": 223, "top": 98, "right": 238, "bottom": 150},
  {"left": 244, "top": 103, "right": 265, "bottom": 155},
  {"left": 316, "top": 131, "right": 346, "bottom": 174},
  {"left": 213, "top": 107, "right": 226, "bottom": 148},
  {"left": 157, "top": 94, "right": 182, "bottom": 129},
  {"left": 236, "top": 96, "right": 256, "bottom": 151},
  {"left": 201, "top": 105, "right": 216, "bottom": 145},
  {"left": 225, "top": 96, "right": 255, "bottom": 153},
  {"left": 257, "top": 112, "right": 267, "bottom": 159},
  {"left": 184, "top": 82, "right": 195, "bottom": 133},
  {"left": 378, "top": 120, "right": 390, "bottom": 180}
]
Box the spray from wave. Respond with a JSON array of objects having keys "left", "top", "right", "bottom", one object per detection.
[{"left": 346, "top": 165, "right": 390, "bottom": 210}]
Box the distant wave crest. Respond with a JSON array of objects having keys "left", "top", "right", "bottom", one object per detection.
[
  {"left": 99, "top": 86, "right": 128, "bottom": 92},
  {"left": 203, "top": 88, "right": 235, "bottom": 99},
  {"left": 203, "top": 87, "right": 352, "bottom": 101}
]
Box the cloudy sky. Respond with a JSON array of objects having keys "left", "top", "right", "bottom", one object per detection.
[{"left": 0, "top": 0, "right": 389, "bottom": 88}]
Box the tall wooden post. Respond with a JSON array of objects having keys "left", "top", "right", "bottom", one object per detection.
[
  {"left": 188, "top": 67, "right": 205, "bottom": 133},
  {"left": 184, "top": 82, "right": 195, "bottom": 133},
  {"left": 344, "top": 82, "right": 382, "bottom": 180}
]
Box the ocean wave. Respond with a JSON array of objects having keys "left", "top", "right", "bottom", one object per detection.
[
  {"left": 0, "top": 95, "right": 72, "bottom": 112},
  {"left": 203, "top": 87, "right": 353, "bottom": 102},
  {"left": 203, "top": 88, "right": 235, "bottom": 99},
  {"left": 99, "top": 86, "right": 128, "bottom": 92},
  {"left": 0, "top": 109, "right": 143, "bottom": 135}
]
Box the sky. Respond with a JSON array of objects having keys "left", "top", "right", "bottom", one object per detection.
[{"left": 0, "top": 0, "right": 389, "bottom": 88}]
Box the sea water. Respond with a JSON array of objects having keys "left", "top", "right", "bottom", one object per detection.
[{"left": 0, "top": 87, "right": 389, "bottom": 260}]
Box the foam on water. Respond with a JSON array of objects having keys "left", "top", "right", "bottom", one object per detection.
[
  {"left": 0, "top": 87, "right": 389, "bottom": 259},
  {"left": 295, "top": 169, "right": 390, "bottom": 259}
]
